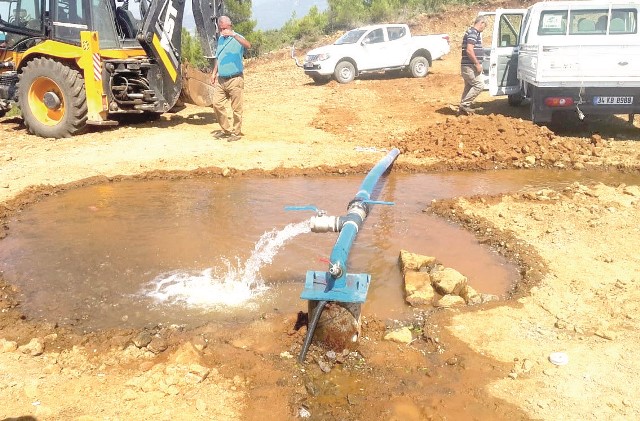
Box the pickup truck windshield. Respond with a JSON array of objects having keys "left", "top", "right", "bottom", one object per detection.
[{"left": 335, "top": 29, "right": 366, "bottom": 45}]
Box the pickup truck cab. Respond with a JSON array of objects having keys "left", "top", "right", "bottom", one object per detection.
[
  {"left": 487, "top": 1, "right": 640, "bottom": 124},
  {"left": 300, "top": 23, "right": 450, "bottom": 83}
]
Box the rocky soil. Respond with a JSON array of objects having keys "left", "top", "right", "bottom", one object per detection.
[{"left": 1, "top": 2, "right": 639, "bottom": 420}]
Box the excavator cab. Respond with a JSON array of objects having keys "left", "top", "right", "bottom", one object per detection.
[
  {"left": 0, "top": 0, "right": 151, "bottom": 50},
  {"left": 0, "top": 0, "right": 43, "bottom": 49}
]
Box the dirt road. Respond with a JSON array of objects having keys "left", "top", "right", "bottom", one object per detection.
[{"left": 1, "top": 3, "right": 639, "bottom": 420}]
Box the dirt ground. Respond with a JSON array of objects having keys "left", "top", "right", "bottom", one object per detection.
[{"left": 1, "top": 2, "right": 640, "bottom": 420}]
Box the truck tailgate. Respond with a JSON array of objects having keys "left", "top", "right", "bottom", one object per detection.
[{"left": 519, "top": 44, "right": 640, "bottom": 87}]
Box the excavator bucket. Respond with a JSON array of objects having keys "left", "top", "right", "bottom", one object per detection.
[
  {"left": 182, "top": 0, "right": 224, "bottom": 107},
  {"left": 179, "top": 0, "right": 221, "bottom": 106},
  {"left": 180, "top": 63, "right": 215, "bottom": 106}
]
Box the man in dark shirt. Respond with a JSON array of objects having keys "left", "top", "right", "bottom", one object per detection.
[{"left": 459, "top": 15, "right": 488, "bottom": 116}]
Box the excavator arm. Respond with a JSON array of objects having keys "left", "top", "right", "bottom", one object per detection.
[{"left": 137, "top": 0, "right": 222, "bottom": 110}]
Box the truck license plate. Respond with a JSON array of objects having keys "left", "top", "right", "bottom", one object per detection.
[{"left": 593, "top": 96, "right": 634, "bottom": 105}]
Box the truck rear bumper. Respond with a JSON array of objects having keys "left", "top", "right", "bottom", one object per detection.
[{"left": 532, "top": 86, "right": 640, "bottom": 121}]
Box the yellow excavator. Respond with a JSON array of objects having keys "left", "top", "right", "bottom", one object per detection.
[{"left": 0, "top": 0, "right": 221, "bottom": 138}]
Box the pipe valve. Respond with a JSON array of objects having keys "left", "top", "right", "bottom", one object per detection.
[
  {"left": 310, "top": 214, "right": 340, "bottom": 233},
  {"left": 329, "top": 262, "right": 343, "bottom": 278}
]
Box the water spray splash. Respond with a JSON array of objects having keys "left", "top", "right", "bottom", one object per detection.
[{"left": 144, "top": 220, "right": 312, "bottom": 308}]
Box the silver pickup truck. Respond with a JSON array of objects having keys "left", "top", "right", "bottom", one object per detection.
[
  {"left": 486, "top": 1, "right": 640, "bottom": 124},
  {"left": 296, "top": 23, "right": 450, "bottom": 84}
]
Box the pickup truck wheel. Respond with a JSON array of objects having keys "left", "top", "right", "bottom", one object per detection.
[
  {"left": 409, "top": 56, "right": 429, "bottom": 78},
  {"left": 508, "top": 93, "right": 524, "bottom": 106},
  {"left": 311, "top": 75, "right": 330, "bottom": 85},
  {"left": 334, "top": 61, "right": 356, "bottom": 84},
  {"left": 530, "top": 88, "right": 539, "bottom": 123},
  {"left": 529, "top": 86, "right": 554, "bottom": 125},
  {"left": 529, "top": 86, "right": 552, "bottom": 125}
]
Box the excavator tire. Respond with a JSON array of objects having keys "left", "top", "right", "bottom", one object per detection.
[{"left": 18, "top": 57, "right": 88, "bottom": 138}]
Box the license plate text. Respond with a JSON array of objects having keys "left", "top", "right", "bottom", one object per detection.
[{"left": 593, "top": 96, "right": 634, "bottom": 105}]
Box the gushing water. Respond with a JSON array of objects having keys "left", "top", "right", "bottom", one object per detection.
[{"left": 143, "top": 220, "right": 313, "bottom": 308}]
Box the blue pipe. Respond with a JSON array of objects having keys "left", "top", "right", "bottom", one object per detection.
[
  {"left": 326, "top": 147, "right": 400, "bottom": 289},
  {"left": 356, "top": 148, "right": 401, "bottom": 202},
  {"left": 298, "top": 148, "right": 400, "bottom": 362}
]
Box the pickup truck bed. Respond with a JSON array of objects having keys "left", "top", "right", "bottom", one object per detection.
[
  {"left": 488, "top": 1, "right": 640, "bottom": 124},
  {"left": 519, "top": 44, "right": 640, "bottom": 87}
]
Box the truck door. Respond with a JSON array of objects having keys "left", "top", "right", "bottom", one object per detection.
[
  {"left": 358, "top": 28, "right": 387, "bottom": 70},
  {"left": 488, "top": 8, "right": 526, "bottom": 96},
  {"left": 384, "top": 25, "right": 409, "bottom": 66},
  {"left": 477, "top": 12, "right": 495, "bottom": 90}
]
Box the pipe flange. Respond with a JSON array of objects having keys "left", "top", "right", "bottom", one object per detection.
[{"left": 347, "top": 199, "right": 370, "bottom": 216}]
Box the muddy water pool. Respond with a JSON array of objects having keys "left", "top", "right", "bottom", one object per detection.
[{"left": 1, "top": 169, "right": 637, "bottom": 332}]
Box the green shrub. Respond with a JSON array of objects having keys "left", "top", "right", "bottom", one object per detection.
[
  {"left": 181, "top": 28, "right": 211, "bottom": 70},
  {"left": 7, "top": 105, "right": 21, "bottom": 117},
  {"left": 181, "top": 0, "right": 484, "bottom": 63}
]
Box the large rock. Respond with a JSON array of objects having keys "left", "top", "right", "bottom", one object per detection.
[
  {"left": 431, "top": 267, "right": 467, "bottom": 296},
  {"left": 0, "top": 338, "right": 18, "bottom": 353},
  {"left": 404, "top": 271, "right": 437, "bottom": 306},
  {"left": 172, "top": 342, "right": 204, "bottom": 365},
  {"left": 459, "top": 284, "right": 483, "bottom": 305},
  {"left": 434, "top": 295, "right": 466, "bottom": 308},
  {"left": 384, "top": 327, "right": 413, "bottom": 344},
  {"left": 19, "top": 338, "right": 44, "bottom": 356},
  {"left": 399, "top": 250, "right": 484, "bottom": 310},
  {"left": 623, "top": 185, "right": 640, "bottom": 197},
  {"left": 310, "top": 301, "right": 361, "bottom": 352},
  {"left": 398, "top": 249, "right": 436, "bottom": 273},
  {"left": 404, "top": 271, "right": 431, "bottom": 293}
]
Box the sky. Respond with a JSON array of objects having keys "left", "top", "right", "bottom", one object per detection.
[
  {"left": 252, "top": 0, "right": 329, "bottom": 30},
  {"left": 183, "top": 0, "right": 328, "bottom": 32}
]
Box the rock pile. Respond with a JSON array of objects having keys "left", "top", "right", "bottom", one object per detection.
[{"left": 399, "top": 249, "right": 498, "bottom": 308}]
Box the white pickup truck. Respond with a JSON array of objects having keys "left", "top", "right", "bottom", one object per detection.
[
  {"left": 298, "top": 23, "right": 450, "bottom": 84},
  {"left": 487, "top": 1, "right": 640, "bottom": 124}
]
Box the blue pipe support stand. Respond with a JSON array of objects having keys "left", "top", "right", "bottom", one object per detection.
[{"left": 301, "top": 148, "right": 400, "bottom": 304}]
